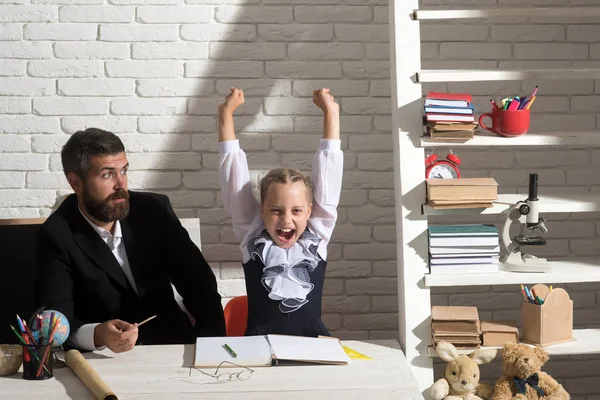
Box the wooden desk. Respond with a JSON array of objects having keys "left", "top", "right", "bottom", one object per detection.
[{"left": 1, "top": 340, "right": 423, "bottom": 399}]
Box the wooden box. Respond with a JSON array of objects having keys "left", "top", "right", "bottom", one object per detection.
[{"left": 521, "top": 284, "right": 574, "bottom": 347}]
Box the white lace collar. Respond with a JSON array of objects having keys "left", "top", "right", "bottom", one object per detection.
[{"left": 245, "top": 228, "right": 322, "bottom": 313}]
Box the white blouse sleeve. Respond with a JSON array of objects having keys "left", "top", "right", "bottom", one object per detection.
[
  {"left": 218, "top": 140, "right": 261, "bottom": 244},
  {"left": 309, "top": 139, "right": 343, "bottom": 259}
]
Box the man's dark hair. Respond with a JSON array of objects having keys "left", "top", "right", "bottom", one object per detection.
[{"left": 61, "top": 128, "right": 125, "bottom": 180}]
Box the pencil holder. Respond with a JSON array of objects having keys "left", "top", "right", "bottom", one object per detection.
[
  {"left": 22, "top": 341, "right": 53, "bottom": 380},
  {"left": 479, "top": 108, "right": 530, "bottom": 137},
  {"left": 521, "top": 284, "right": 573, "bottom": 347}
]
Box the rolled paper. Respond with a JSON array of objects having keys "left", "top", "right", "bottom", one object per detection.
[{"left": 65, "top": 350, "right": 118, "bottom": 400}]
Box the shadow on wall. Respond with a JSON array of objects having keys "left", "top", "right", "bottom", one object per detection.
[{"left": 130, "top": 4, "right": 379, "bottom": 271}]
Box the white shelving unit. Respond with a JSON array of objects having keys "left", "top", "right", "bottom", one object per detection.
[
  {"left": 424, "top": 260, "right": 600, "bottom": 287},
  {"left": 417, "top": 69, "right": 600, "bottom": 82},
  {"left": 423, "top": 193, "right": 600, "bottom": 216},
  {"left": 420, "top": 131, "right": 600, "bottom": 148},
  {"left": 389, "top": 2, "right": 600, "bottom": 396},
  {"left": 428, "top": 328, "right": 600, "bottom": 357}
]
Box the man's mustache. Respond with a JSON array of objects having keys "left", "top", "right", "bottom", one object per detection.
[{"left": 109, "top": 190, "right": 129, "bottom": 201}]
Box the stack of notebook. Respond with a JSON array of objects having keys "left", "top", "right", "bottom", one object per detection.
[
  {"left": 428, "top": 224, "right": 500, "bottom": 274},
  {"left": 426, "top": 178, "right": 498, "bottom": 209},
  {"left": 431, "top": 306, "right": 481, "bottom": 350},
  {"left": 424, "top": 92, "right": 478, "bottom": 141}
]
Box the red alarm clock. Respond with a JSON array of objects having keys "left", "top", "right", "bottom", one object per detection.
[{"left": 425, "top": 150, "right": 461, "bottom": 179}]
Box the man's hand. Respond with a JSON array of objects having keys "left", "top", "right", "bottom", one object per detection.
[
  {"left": 94, "top": 319, "right": 138, "bottom": 353},
  {"left": 313, "top": 88, "right": 339, "bottom": 115},
  {"left": 218, "top": 88, "right": 245, "bottom": 115}
]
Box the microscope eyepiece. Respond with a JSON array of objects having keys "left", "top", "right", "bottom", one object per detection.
[{"left": 528, "top": 173, "right": 538, "bottom": 201}]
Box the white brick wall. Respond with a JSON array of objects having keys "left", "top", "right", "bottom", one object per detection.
[
  {"left": 2, "top": 0, "right": 600, "bottom": 393},
  {"left": 0, "top": 0, "right": 396, "bottom": 343}
]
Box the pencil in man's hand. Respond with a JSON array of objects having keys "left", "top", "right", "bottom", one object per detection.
[
  {"left": 119, "top": 315, "right": 158, "bottom": 332},
  {"left": 137, "top": 315, "right": 157, "bottom": 328}
]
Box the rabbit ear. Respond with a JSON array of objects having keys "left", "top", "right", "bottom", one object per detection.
[
  {"left": 436, "top": 341, "right": 459, "bottom": 363},
  {"left": 469, "top": 348, "right": 498, "bottom": 365}
]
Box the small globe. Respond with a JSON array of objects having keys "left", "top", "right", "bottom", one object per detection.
[{"left": 31, "top": 310, "right": 70, "bottom": 348}]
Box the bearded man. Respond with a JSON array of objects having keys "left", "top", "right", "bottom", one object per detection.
[{"left": 36, "top": 128, "right": 225, "bottom": 353}]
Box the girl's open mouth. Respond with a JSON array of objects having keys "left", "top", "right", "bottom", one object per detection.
[{"left": 277, "top": 228, "right": 295, "bottom": 242}]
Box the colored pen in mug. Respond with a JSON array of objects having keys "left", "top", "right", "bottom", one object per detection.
[
  {"left": 517, "top": 96, "right": 528, "bottom": 110},
  {"left": 507, "top": 99, "right": 521, "bottom": 111},
  {"left": 530, "top": 85, "right": 538, "bottom": 98},
  {"left": 489, "top": 99, "right": 499, "bottom": 109},
  {"left": 525, "top": 96, "right": 536, "bottom": 110}
]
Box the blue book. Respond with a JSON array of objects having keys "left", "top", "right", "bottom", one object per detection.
[
  {"left": 428, "top": 224, "right": 498, "bottom": 237},
  {"left": 424, "top": 104, "right": 475, "bottom": 115}
]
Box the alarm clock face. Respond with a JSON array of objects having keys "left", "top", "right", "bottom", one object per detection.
[{"left": 427, "top": 162, "right": 459, "bottom": 179}]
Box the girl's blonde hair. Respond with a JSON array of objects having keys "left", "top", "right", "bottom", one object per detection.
[{"left": 259, "top": 168, "right": 313, "bottom": 205}]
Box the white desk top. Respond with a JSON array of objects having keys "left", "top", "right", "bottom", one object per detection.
[{"left": 1, "top": 340, "right": 423, "bottom": 400}]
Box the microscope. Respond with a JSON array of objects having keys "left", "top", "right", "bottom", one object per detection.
[{"left": 500, "top": 173, "right": 551, "bottom": 273}]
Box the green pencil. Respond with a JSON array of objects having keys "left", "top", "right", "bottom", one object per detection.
[
  {"left": 10, "top": 325, "right": 28, "bottom": 346},
  {"left": 223, "top": 343, "right": 237, "bottom": 358}
]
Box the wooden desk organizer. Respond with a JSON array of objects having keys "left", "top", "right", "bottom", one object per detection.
[{"left": 521, "top": 284, "right": 574, "bottom": 347}]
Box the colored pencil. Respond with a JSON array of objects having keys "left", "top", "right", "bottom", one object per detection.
[
  {"left": 36, "top": 316, "right": 60, "bottom": 377},
  {"left": 10, "top": 325, "right": 51, "bottom": 374}
]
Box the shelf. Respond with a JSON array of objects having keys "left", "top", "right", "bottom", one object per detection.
[
  {"left": 423, "top": 193, "right": 600, "bottom": 216},
  {"left": 424, "top": 260, "right": 600, "bottom": 287},
  {"left": 420, "top": 131, "right": 600, "bottom": 148},
  {"left": 413, "top": 7, "right": 600, "bottom": 20},
  {"left": 416, "top": 69, "right": 600, "bottom": 83},
  {"left": 428, "top": 329, "right": 600, "bottom": 357}
]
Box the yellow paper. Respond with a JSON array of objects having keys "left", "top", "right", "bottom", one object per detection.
[{"left": 343, "top": 346, "right": 371, "bottom": 360}]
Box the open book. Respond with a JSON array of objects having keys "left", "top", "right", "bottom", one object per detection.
[{"left": 194, "top": 335, "right": 350, "bottom": 368}]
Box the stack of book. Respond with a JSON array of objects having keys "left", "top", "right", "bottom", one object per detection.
[
  {"left": 431, "top": 306, "right": 481, "bottom": 350},
  {"left": 428, "top": 224, "right": 500, "bottom": 274},
  {"left": 426, "top": 178, "right": 498, "bottom": 209},
  {"left": 424, "top": 91, "right": 478, "bottom": 141}
]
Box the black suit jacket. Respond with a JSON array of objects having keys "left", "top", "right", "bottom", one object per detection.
[{"left": 36, "top": 192, "right": 225, "bottom": 347}]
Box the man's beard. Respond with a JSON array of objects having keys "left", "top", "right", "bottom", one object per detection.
[{"left": 82, "top": 188, "right": 130, "bottom": 223}]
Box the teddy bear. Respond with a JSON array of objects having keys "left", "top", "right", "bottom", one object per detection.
[
  {"left": 430, "top": 341, "right": 498, "bottom": 400},
  {"left": 491, "top": 342, "right": 570, "bottom": 400}
]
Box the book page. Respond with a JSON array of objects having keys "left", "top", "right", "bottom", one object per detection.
[
  {"left": 194, "top": 336, "right": 272, "bottom": 368},
  {"left": 266, "top": 335, "right": 350, "bottom": 365}
]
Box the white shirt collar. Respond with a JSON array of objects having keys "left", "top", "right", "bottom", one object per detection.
[{"left": 78, "top": 206, "right": 122, "bottom": 239}]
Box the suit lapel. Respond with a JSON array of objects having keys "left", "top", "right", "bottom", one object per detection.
[
  {"left": 69, "top": 197, "right": 133, "bottom": 292},
  {"left": 120, "top": 218, "right": 148, "bottom": 299}
]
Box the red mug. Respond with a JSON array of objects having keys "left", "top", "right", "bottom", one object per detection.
[{"left": 478, "top": 108, "right": 530, "bottom": 137}]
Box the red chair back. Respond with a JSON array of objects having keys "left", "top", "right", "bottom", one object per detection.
[{"left": 223, "top": 295, "right": 248, "bottom": 336}]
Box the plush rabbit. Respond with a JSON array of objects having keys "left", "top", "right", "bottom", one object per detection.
[{"left": 430, "top": 341, "right": 498, "bottom": 400}]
